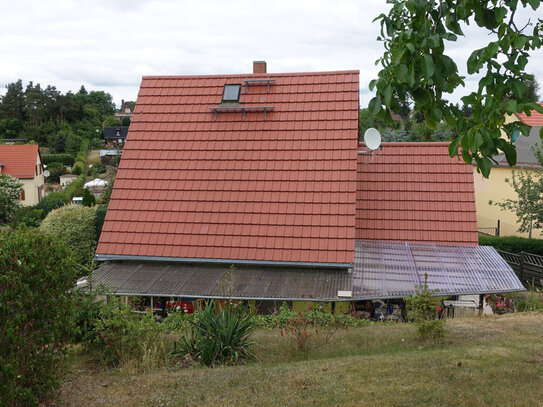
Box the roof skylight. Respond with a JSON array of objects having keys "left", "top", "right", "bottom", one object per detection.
[{"left": 222, "top": 84, "right": 242, "bottom": 102}]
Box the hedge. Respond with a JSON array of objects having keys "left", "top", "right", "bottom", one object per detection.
[
  {"left": 42, "top": 154, "right": 75, "bottom": 166},
  {"left": 40, "top": 204, "right": 97, "bottom": 268},
  {"left": 479, "top": 235, "right": 543, "bottom": 256},
  {"left": 0, "top": 227, "right": 77, "bottom": 406}
]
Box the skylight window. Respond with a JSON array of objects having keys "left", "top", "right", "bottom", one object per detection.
[{"left": 222, "top": 84, "right": 242, "bottom": 102}]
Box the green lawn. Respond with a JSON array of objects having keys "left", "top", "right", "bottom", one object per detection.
[{"left": 53, "top": 313, "right": 543, "bottom": 407}]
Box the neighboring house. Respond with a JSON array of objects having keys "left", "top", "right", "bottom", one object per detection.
[
  {"left": 60, "top": 174, "right": 78, "bottom": 188},
  {"left": 87, "top": 62, "right": 522, "bottom": 308},
  {"left": 474, "top": 103, "right": 543, "bottom": 238},
  {"left": 104, "top": 126, "right": 129, "bottom": 148},
  {"left": 0, "top": 144, "right": 44, "bottom": 206},
  {"left": 100, "top": 149, "right": 120, "bottom": 165},
  {"left": 114, "top": 100, "right": 133, "bottom": 123}
]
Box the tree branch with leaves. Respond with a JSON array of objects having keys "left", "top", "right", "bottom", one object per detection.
[{"left": 371, "top": 0, "right": 543, "bottom": 177}]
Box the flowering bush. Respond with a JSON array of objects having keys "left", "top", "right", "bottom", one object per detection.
[{"left": 485, "top": 294, "right": 514, "bottom": 314}]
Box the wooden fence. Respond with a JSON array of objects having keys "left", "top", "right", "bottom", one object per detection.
[{"left": 497, "top": 250, "right": 543, "bottom": 287}]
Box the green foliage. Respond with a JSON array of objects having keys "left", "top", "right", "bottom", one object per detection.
[
  {"left": 372, "top": 1, "right": 543, "bottom": 177},
  {"left": 160, "top": 311, "right": 194, "bottom": 332},
  {"left": 71, "top": 162, "right": 83, "bottom": 175},
  {"left": 0, "top": 226, "right": 77, "bottom": 406},
  {"left": 405, "top": 274, "right": 445, "bottom": 341},
  {"left": 94, "top": 204, "right": 107, "bottom": 241},
  {"left": 93, "top": 162, "right": 107, "bottom": 174},
  {"left": 82, "top": 188, "right": 96, "bottom": 207},
  {"left": 36, "top": 192, "right": 66, "bottom": 213},
  {"left": 10, "top": 205, "right": 45, "bottom": 227},
  {"left": 63, "top": 173, "right": 86, "bottom": 201},
  {"left": 0, "top": 174, "right": 22, "bottom": 222},
  {"left": 71, "top": 287, "right": 107, "bottom": 344},
  {"left": 42, "top": 154, "right": 75, "bottom": 166},
  {"left": 511, "top": 280, "right": 543, "bottom": 311},
  {"left": 478, "top": 235, "right": 543, "bottom": 256},
  {"left": 0, "top": 79, "right": 115, "bottom": 154},
  {"left": 44, "top": 161, "right": 66, "bottom": 183},
  {"left": 172, "top": 299, "right": 257, "bottom": 366},
  {"left": 253, "top": 302, "right": 372, "bottom": 330},
  {"left": 90, "top": 298, "right": 163, "bottom": 368},
  {"left": 40, "top": 204, "right": 96, "bottom": 268}
]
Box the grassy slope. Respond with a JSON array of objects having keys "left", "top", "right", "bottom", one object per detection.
[{"left": 55, "top": 313, "right": 543, "bottom": 407}]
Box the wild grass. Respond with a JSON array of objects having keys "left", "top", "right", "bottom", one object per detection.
[{"left": 53, "top": 312, "right": 543, "bottom": 407}]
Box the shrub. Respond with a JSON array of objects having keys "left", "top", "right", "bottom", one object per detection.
[
  {"left": 93, "top": 162, "right": 107, "bottom": 174},
  {"left": 71, "top": 287, "right": 107, "bottom": 344},
  {"left": 160, "top": 311, "right": 194, "bottom": 332},
  {"left": 172, "top": 299, "right": 257, "bottom": 366},
  {"left": 0, "top": 227, "right": 78, "bottom": 406},
  {"left": 36, "top": 192, "right": 67, "bottom": 212},
  {"left": 40, "top": 204, "right": 96, "bottom": 269},
  {"left": 82, "top": 189, "right": 96, "bottom": 206},
  {"left": 94, "top": 205, "right": 107, "bottom": 241},
  {"left": 90, "top": 298, "right": 165, "bottom": 369},
  {"left": 405, "top": 274, "right": 445, "bottom": 341},
  {"left": 479, "top": 235, "right": 543, "bottom": 256},
  {"left": 42, "top": 154, "right": 75, "bottom": 167},
  {"left": 10, "top": 206, "right": 45, "bottom": 227},
  {"left": 44, "top": 162, "right": 66, "bottom": 183},
  {"left": 71, "top": 161, "right": 84, "bottom": 175}
]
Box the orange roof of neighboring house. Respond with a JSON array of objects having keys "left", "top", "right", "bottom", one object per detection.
[
  {"left": 97, "top": 70, "right": 360, "bottom": 266},
  {"left": 356, "top": 142, "right": 478, "bottom": 246},
  {"left": 516, "top": 103, "right": 543, "bottom": 126},
  {"left": 0, "top": 144, "right": 40, "bottom": 179}
]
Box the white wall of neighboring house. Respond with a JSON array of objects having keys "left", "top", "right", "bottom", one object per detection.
[{"left": 19, "top": 154, "right": 45, "bottom": 206}]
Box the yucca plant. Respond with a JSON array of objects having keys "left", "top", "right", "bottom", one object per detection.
[{"left": 172, "top": 299, "right": 257, "bottom": 366}]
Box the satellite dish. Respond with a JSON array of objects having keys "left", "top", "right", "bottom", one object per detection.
[
  {"left": 364, "top": 128, "right": 381, "bottom": 151},
  {"left": 43, "top": 170, "right": 50, "bottom": 177}
]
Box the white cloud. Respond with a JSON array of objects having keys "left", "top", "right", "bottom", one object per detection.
[{"left": 0, "top": 0, "right": 541, "bottom": 109}]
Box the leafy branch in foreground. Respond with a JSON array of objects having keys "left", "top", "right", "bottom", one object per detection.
[{"left": 371, "top": 0, "right": 543, "bottom": 177}]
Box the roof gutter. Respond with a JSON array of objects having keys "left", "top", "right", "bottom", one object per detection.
[{"left": 94, "top": 253, "right": 352, "bottom": 270}]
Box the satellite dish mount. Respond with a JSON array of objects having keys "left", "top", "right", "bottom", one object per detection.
[{"left": 359, "top": 128, "right": 382, "bottom": 154}]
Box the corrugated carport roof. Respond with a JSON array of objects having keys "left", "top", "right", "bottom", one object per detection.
[
  {"left": 84, "top": 262, "right": 351, "bottom": 301},
  {"left": 85, "top": 240, "right": 523, "bottom": 301},
  {"left": 353, "top": 240, "right": 524, "bottom": 299}
]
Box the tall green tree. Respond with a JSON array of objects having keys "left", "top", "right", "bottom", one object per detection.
[
  {"left": 0, "top": 79, "right": 25, "bottom": 123},
  {"left": 371, "top": 0, "right": 543, "bottom": 177}
]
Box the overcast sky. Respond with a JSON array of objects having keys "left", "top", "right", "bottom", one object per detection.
[{"left": 1, "top": 0, "right": 541, "bottom": 108}]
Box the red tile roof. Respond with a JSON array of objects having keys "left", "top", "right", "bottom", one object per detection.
[
  {"left": 0, "top": 144, "right": 40, "bottom": 179},
  {"left": 356, "top": 142, "right": 478, "bottom": 246},
  {"left": 97, "top": 70, "right": 360, "bottom": 266},
  {"left": 516, "top": 103, "right": 543, "bottom": 126}
]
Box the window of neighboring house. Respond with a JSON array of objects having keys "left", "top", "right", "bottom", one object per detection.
[
  {"left": 36, "top": 165, "right": 38, "bottom": 177},
  {"left": 20, "top": 189, "right": 25, "bottom": 201},
  {"left": 222, "top": 84, "right": 242, "bottom": 102}
]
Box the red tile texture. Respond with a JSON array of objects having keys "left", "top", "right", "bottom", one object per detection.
[
  {"left": 97, "top": 70, "right": 359, "bottom": 265},
  {"left": 0, "top": 144, "right": 39, "bottom": 178},
  {"left": 516, "top": 103, "right": 543, "bottom": 126},
  {"left": 356, "top": 142, "right": 478, "bottom": 246}
]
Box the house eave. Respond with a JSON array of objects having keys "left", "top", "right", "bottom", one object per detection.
[{"left": 94, "top": 253, "right": 353, "bottom": 269}]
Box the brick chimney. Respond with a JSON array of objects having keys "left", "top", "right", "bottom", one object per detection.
[{"left": 253, "top": 61, "right": 267, "bottom": 74}]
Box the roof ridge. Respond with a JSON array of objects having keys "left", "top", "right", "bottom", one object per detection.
[{"left": 142, "top": 70, "right": 359, "bottom": 80}]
